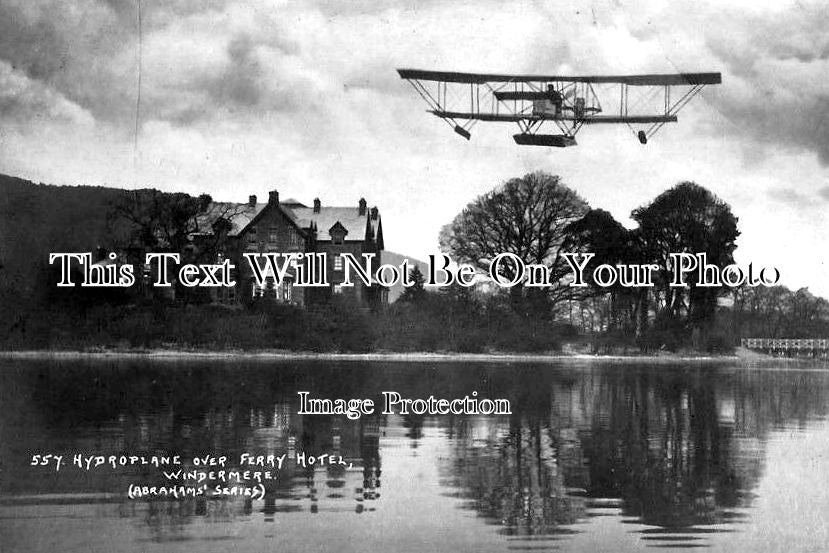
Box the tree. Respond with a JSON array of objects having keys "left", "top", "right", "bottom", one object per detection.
[
  {"left": 728, "top": 284, "right": 829, "bottom": 340},
  {"left": 439, "top": 171, "right": 590, "bottom": 315},
  {"left": 565, "top": 208, "right": 638, "bottom": 332},
  {"left": 110, "top": 189, "right": 213, "bottom": 254},
  {"left": 109, "top": 189, "right": 220, "bottom": 303},
  {"left": 399, "top": 265, "right": 426, "bottom": 304},
  {"left": 632, "top": 182, "right": 739, "bottom": 333}
]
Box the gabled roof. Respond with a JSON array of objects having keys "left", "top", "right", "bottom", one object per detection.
[
  {"left": 194, "top": 198, "right": 381, "bottom": 245},
  {"left": 287, "top": 206, "right": 380, "bottom": 243},
  {"left": 195, "top": 202, "right": 266, "bottom": 236},
  {"left": 194, "top": 202, "right": 302, "bottom": 237},
  {"left": 328, "top": 221, "right": 349, "bottom": 237}
]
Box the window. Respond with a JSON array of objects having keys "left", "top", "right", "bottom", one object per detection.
[
  {"left": 288, "top": 228, "right": 303, "bottom": 249},
  {"left": 268, "top": 226, "right": 278, "bottom": 244},
  {"left": 251, "top": 278, "right": 262, "bottom": 298},
  {"left": 265, "top": 277, "right": 276, "bottom": 298},
  {"left": 246, "top": 227, "right": 257, "bottom": 250},
  {"left": 333, "top": 284, "right": 344, "bottom": 294},
  {"left": 333, "top": 255, "right": 343, "bottom": 271},
  {"left": 250, "top": 276, "right": 276, "bottom": 299},
  {"left": 282, "top": 280, "right": 292, "bottom": 302}
]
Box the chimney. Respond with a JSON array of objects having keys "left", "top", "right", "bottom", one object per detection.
[
  {"left": 370, "top": 206, "right": 379, "bottom": 220},
  {"left": 313, "top": 198, "right": 321, "bottom": 213},
  {"left": 248, "top": 195, "right": 257, "bottom": 207},
  {"left": 358, "top": 197, "right": 367, "bottom": 216},
  {"left": 268, "top": 190, "right": 279, "bottom": 205}
]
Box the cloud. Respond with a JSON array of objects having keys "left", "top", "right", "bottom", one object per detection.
[
  {"left": 708, "top": 27, "right": 829, "bottom": 165},
  {"left": 767, "top": 183, "right": 829, "bottom": 209},
  {"left": 622, "top": 1, "right": 829, "bottom": 165},
  {"left": 0, "top": 60, "right": 93, "bottom": 126},
  {"left": 3, "top": 0, "right": 829, "bottom": 297},
  {"left": 4, "top": 0, "right": 829, "bottom": 172},
  {"left": 0, "top": 0, "right": 142, "bottom": 124}
]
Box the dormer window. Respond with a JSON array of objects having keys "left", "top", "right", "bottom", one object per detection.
[{"left": 328, "top": 221, "right": 348, "bottom": 245}]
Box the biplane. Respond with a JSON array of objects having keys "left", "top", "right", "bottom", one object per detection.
[{"left": 397, "top": 69, "right": 721, "bottom": 147}]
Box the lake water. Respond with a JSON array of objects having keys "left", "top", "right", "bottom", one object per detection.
[{"left": 1, "top": 358, "right": 828, "bottom": 553}]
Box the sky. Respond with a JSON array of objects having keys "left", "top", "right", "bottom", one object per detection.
[{"left": 1, "top": 0, "right": 828, "bottom": 296}]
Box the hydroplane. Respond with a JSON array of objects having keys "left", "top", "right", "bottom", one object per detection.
[{"left": 397, "top": 69, "right": 721, "bottom": 147}]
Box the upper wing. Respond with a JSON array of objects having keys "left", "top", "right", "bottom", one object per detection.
[{"left": 397, "top": 69, "right": 721, "bottom": 86}]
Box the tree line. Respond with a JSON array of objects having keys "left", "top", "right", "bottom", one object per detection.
[
  {"left": 1, "top": 171, "right": 825, "bottom": 353},
  {"left": 438, "top": 171, "right": 741, "bottom": 352}
]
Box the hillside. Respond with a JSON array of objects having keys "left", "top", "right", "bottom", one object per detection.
[
  {"left": 380, "top": 251, "right": 430, "bottom": 303},
  {"left": 0, "top": 174, "right": 132, "bottom": 301}
]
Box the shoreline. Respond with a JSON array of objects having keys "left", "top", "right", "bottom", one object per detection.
[
  {"left": 2, "top": 348, "right": 827, "bottom": 368},
  {"left": 0, "top": 348, "right": 743, "bottom": 363}
]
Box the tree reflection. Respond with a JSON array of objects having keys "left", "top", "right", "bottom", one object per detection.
[{"left": 439, "top": 366, "right": 829, "bottom": 540}]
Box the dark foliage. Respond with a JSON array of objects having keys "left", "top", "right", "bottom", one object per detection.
[
  {"left": 397, "top": 265, "right": 426, "bottom": 304},
  {"left": 632, "top": 182, "right": 739, "bottom": 326},
  {"left": 110, "top": 189, "right": 213, "bottom": 253}
]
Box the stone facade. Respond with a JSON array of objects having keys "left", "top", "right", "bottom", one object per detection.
[{"left": 193, "top": 190, "right": 385, "bottom": 309}]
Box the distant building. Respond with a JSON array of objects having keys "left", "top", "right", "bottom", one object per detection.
[{"left": 193, "top": 190, "right": 385, "bottom": 309}]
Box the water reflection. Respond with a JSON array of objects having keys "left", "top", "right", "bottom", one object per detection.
[{"left": 1, "top": 360, "right": 828, "bottom": 552}]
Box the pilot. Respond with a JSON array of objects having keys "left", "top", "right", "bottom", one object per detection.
[{"left": 546, "top": 85, "right": 562, "bottom": 116}]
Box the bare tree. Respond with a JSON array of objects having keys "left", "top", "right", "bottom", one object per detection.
[{"left": 439, "top": 171, "right": 590, "bottom": 315}]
